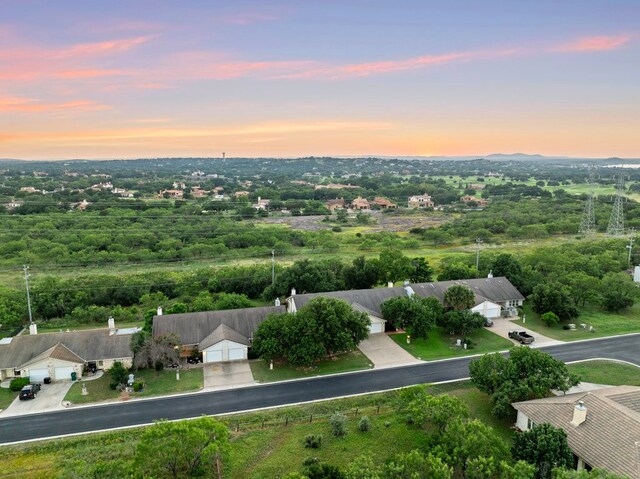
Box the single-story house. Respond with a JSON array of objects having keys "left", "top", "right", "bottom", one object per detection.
[
  {"left": 152, "top": 305, "right": 286, "bottom": 363},
  {"left": 408, "top": 194, "right": 434, "bottom": 208},
  {"left": 0, "top": 324, "right": 134, "bottom": 382},
  {"left": 513, "top": 386, "right": 640, "bottom": 478},
  {"left": 286, "top": 286, "right": 408, "bottom": 334}
]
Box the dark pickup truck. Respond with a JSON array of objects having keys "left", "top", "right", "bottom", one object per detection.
[{"left": 508, "top": 330, "right": 535, "bottom": 344}]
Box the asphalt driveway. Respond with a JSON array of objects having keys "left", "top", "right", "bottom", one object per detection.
[
  {"left": 0, "top": 381, "right": 73, "bottom": 417},
  {"left": 203, "top": 362, "right": 255, "bottom": 389},
  {"left": 358, "top": 333, "right": 422, "bottom": 368}
]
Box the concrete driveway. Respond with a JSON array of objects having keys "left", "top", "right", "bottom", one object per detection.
[
  {"left": 203, "top": 362, "right": 255, "bottom": 390},
  {"left": 358, "top": 333, "right": 422, "bottom": 368},
  {"left": 487, "top": 318, "right": 563, "bottom": 347},
  {"left": 0, "top": 381, "right": 73, "bottom": 417}
]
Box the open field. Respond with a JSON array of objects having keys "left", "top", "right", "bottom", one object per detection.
[
  {"left": 568, "top": 360, "right": 640, "bottom": 386},
  {"left": 65, "top": 368, "right": 203, "bottom": 405},
  {"left": 250, "top": 350, "right": 372, "bottom": 382},
  {"left": 390, "top": 327, "right": 514, "bottom": 360},
  {"left": 516, "top": 303, "right": 640, "bottom": 341},
  {"left": 0, "top": 380, "right": 511, "bottom": 478}
]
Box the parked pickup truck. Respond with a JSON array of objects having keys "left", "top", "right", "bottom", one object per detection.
[{"left": 508, "top": 330, "right": 535, "bottom": 344}]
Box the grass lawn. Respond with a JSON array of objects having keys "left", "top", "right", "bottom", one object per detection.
[
  {"left": 0, "top": 387, "right": 19, "bottom": 410},
  {"left": 390, "top": 327, "right": 513, "bottom": 361},
  {"left": 65, "top": 368, "right": 203, "bottom": 404},
  {"left": 3, "top": 380, "right": 510, "bottom": 478},
  {"left": 515, "top": 303, "right": 640, "bottom": 341},
  {"left": 568, "top": 360, "right": 640, "bottom": 386},
  {"left": 250, "top": 350, "right": 373, "bottom": 383}
]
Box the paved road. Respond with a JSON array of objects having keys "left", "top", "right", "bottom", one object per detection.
[{"left": 1, "top": 334, "right": 638, "bottom": 445}]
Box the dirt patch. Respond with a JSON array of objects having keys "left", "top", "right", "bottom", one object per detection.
[{"left": 257, "top": 211, "right": 449, "bottom": 233}]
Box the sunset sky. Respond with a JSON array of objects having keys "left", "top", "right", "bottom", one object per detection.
[{"left": 1, "top": 0, "right": 639, "bottom": 159}]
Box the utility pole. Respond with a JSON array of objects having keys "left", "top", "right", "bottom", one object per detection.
[
  {"left": 628, "top": 229, "right": 635, "bottom": 266},
  {"left": 271, "top": 249, "right": 275, "bottom": 285},
  {"left": 23, "top": 265, "right": 33, "bottom": 324},
  {"left": 475, "top": 238, "right": 483, "bottom": 272}
]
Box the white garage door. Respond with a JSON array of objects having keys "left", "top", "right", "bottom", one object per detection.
[
  {"left": 54, "top": 366, "right": 75, "bottom": 381},
  {"left": 205, "top": 350, "right": 223, "bottom": 363},
  {"left": 228, "top": 347, "right": 246, "bottom": 361},
  {"left": 28, "top": 368, "right": 48, "bottom": 383},
  {"left": 369, "top": 322, "right": 384, "bottom": 334}
]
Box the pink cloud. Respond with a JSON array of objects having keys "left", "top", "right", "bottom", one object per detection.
[
  {"left": 53, "top": 69, "right": 133, "bottom": 79},
  {"left": 552, "top": 34, "right": 632, "bottom": 52},
  {"left": 56, "top": 36, "right": 153, "bottom": 58},
  {"left": 0, "top": 96, "right": 109, "bottom": 113}
]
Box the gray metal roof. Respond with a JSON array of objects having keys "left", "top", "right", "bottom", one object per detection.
[
  {"left": 153, "top": 305, "right": 286, "bottom": 346},
  {"left": 290, "top": 277, "right": 522, "bottom": 314},
  {"left": 0, "top": 329, "right": 134, "bottom": 369},
  {"left": 513, "top": 386, "right": 640, "bottom": 478},
  {"left": 20, "top": 342, "right": 85, "bottom": 368},
  {"left": 199, "top": 324, "right": 250, "bottom": 350},
  {"left": 412, "top": 277, "right": 524, "bottom": 303}
]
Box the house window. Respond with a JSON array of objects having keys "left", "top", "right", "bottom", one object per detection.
[
  {"left": 527, "top": 418, "right": 536, "bottom": 430},
  {"left": 98, "top": 361, "right": 104, "bottom": 367}
]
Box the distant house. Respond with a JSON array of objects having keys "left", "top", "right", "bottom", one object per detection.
[
  {"left": 159, "top": 189, "right": 184, "bottom": 199},
  {"left": 460, "top": 195, "right": 488, "bottom": 207},
  {"left": 371, "top": 197, "right": 396, "bottom": 209},
  {"left": 513, "top": 386, "right": 640, "bottom": 478},
  {"left": 350, "top": 196, "right": 370, "bottom": 210},
  {"left": 90, "top": 182, "right": 113, "bottom": 190},
  {"left": 253, "top": 197, "right": 270, "bottom": 210},
  {"left": 153, "top": 306, "right": 286, "bottom": 363},
  {"left": 408, "top": 194, "right": 434, "bottom": 208},
  {"left": 3, "top": 200, "right": 23, "bottom": 210},
  {"left": 112, "top": 187, "right": 134, "bottom": 198},
  {"left": 212, "top": 186, "right": 224, "bottom": 194},
  {"left": 190, "top": 186, "right": 208, "bottom": 198},
  {"left": 234, "top": 191, "right": 250, "bottom": 197},
  {"left": 172, "top": 181, "right": 186, "bottom": 190},
  {"left": 0, "top": 323, "right": 135, "bottom": 383},
  {"left": 469, "top": 183, "right": 486, "bottom": 190},
  {"left": 326, "top": 198, "right": 346, "bottom": 211}
]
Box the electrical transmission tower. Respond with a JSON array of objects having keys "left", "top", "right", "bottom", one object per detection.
[
  {"left": 607, "top": 171, "right": 625, "bottom": 236},
  {"left": 579, "top": 167, "right": 596, "bottom": 236}
]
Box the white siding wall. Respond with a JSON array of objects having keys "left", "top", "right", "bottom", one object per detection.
[
  {"left": 516, "top": 411, "right": 530, "bottom": 431},
  {"left": 472, "top": 301, "right": 502, "bottom": 319}
]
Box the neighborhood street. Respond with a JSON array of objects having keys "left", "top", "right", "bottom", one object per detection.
[{"left": 0, "top": 333, "right": 638, "bottom": 445}]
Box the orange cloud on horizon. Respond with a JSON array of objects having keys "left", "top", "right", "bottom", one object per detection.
[{"left": 551, "top": 34, "right": 632, "bottom": 52}]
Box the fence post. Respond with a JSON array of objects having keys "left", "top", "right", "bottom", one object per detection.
[
  {"left": 310, "top": 414, "right": 313, "bottom": 423},
  {"left": 262, "top": 420, "right": 265, "bottom": 429},
  {"left": 377, "top": 405, "right": 380, "bottom": 414},
  {"left": 355, "top": 407, "right": 359, "bottom": 417},
  {"left": 236, "top": 422, "right": 240, "bottom": 432},
  {"left": 285, "top": 417, "right": 288, "bottom": 427}
]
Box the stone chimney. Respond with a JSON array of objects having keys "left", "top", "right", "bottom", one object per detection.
[
  {"left": 274, "top": 297, "right": 281, "bottom": 306},
  {"left": 29, "top": 323, "right": 37, "bottom": 335},
  {"left": 488, "top": 270, "right": 493, "bottom": 279},
  {"left": 403, "top": 279, "right": 410, "bottom": 286},
  {"left": 387, "top": 281, "right": 394, "bottom": 288},
  {"left": 108, "top": 316, "right": 116, "bottom": 335},
  {"left": 571, "top": 400, "right": 587, "bottom": 426},
  {"left": 290, "top": 288, "right": 296, "bottom": 296},
  {"left": 157, "top": 306, "right": 163, "bottom": 316}
]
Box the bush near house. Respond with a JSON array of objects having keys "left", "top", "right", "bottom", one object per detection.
[{"left": 9, "top": 377, "right": 30, "bottom": 391}]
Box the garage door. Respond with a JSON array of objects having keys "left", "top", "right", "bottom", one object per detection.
[
  {"left": 228, "top": 347, "right": 246, "bottom": 361},
  {"left": 54, "top": 366, "right": 75, "bottom": 381},
  {"left": 28, "top": 368, "right": 48, "bottom": 383},
  {"left": 204, "top": 350, "right": 223, "bottom": 363},
  {"left": 369, "top": 322, "right": 384, "bottom": 334}
]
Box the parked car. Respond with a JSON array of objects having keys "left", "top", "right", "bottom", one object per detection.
[
  {"left": 19, "top": 384, "right": 41, "bottom": 400},
  {"left": 484, "top": 318, "right": 494, "bottom": 327},
  {"left": 508, "top": 330, "right": 535, "bottom": 344}
]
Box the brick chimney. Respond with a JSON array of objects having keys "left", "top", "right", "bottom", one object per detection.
[{"left": 29, "top": 323, "right": 37, "bottom": 335}]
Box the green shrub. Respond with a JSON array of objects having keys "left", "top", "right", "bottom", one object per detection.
[
  {"left": 10, "top": 377, "right": 30, "bottom": 391},
  {"left": 331, "top": 226, "right": 342, "bottom": 232},
  {"left": 108, "top": 361, "right": 129, "bottom": 390},
  {"left": 132, "top": 381, "right": 144, "bottom": 392},
  {"left": 329, "top": 412, "right": 347, "bottom": 437},
  {"left": 358, "top": 416, "right": 371, "bottom": 432},
  {"left": 304, "top": 434, "right": 322, "bottom": 449},
  {"left": 541, "top": 311, "right": 560, "bottom": 327}
]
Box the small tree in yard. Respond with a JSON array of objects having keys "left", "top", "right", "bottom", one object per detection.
[
  {"left": 439, "top": 310, "right": 486, "bottom": 337},
  {"left": 108, "top": 361, "right": 129, "bottom": 390},
  {"left": 131, "top": 331, "right": 180, "bottom": 373},
  {"left": 443, "top": 285, "right": 475, "bottom": 311},
  {"left": 599, "top": 272, "right": 637, "bottom": 312},
  {"left": 358, "top": 416, "right": 371, "bottom": 432},
  {"left": 540, "top": 311, "right": 560, "bottom": 327},
  {"left": 381, "top": 296, "right": 443, "bottom": 339},
  {"left": 512, "top": 423, "right": 573, "bottom": 479}
]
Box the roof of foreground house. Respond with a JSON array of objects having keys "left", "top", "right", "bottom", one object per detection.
[
  {"left": 199, "top": 323, "right": 251, "bottom": 349},
  {"left": 153, "top": 305, "right": 286, "bottom": 346},
  {"left": 513, "top": 385, "right": 640, "bottom": 478},
  {"left": 0, "top": 329, "right": 133, "bottom": 369}
]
